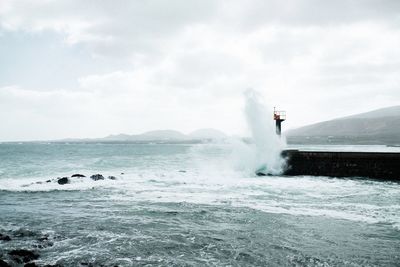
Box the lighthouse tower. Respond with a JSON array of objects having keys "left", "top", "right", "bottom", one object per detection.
[{"left": 273, "top": 107, "right": 286, "bottom": 136}]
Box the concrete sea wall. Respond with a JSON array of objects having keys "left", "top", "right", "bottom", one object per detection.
[{"left": 282, "top": 150, "right": 400, "bottom": 181}]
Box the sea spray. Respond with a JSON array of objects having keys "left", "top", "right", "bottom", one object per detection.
[{"left": 243, "top": 89, "right": 286, "bottom": 175}]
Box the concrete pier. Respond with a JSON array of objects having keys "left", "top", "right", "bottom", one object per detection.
[{"left": 282, "top": 150, "right": 400, "bottom": 181}]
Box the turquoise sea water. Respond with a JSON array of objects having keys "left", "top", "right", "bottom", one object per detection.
[{"left": 0, "top": 143, "right": 399, "bottom": 266}]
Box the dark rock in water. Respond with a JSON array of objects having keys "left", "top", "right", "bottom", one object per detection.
[
  {"left": 0, "top": 236, "right": 11, "bottom": 241},
  {"left": 121, "top": 172, "right": 124, "bottom": 175},
  {"left": 35, "top": 234, "right": 53, "bottom": 249},
  {"left": 46, "top": 180, "right": 51, "bottom": 183},
  {"left": 57, "top": 177, "right": 69, "bottom": 185},
  {"left": 71, "top": 174, "right": 85, "bottom": 178},
  {"left": 34, "top": 241, "right": 54, "bottom": 249},
  {"left": 37, "top": 235, "right": 48, "bottom": 242},
  {"left": 13, "top": 228, "right": 37, "bottom": 237},
  {"left": 90, "top": 174, "right": 104, "bottom": 181},
  {"left": 255, "top": 165, "right": 271, "bottom": 176},
  {"left": 0, "top": 233, "right": 11, "bottom": 241},
  {"left": 8, "top": 249, "right": 39, "bottom": 263},
  {"left": 0, "top": 259, "right": 11, "bottom": 267},
  {"left": 256, "top": 171, "right": 273, "bottom": 176},
  {"left": 80, "top": 262, "right": 106, "bottom": 267},
  {"left": 24, "top": 263, "right": 38, "bottom": 267},
  {"left": 178, "top": 170, "right": 186, "bottom": 173},
  {"left": 107, "top": 176, "right": 116, "bottom": 180}
]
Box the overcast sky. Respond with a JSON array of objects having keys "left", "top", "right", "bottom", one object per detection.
[{"left": 1, "top": 0, "right": 400, "bottom": 141}]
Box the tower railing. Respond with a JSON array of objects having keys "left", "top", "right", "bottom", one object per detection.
[{"left": 273, "top": 110, "right": 286, "bottom": 121}]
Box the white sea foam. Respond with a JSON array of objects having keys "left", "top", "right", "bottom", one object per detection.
[
  {"left": 3, "top": 167, "right": 399, "bottom": 230},
  {"left": 238, "top": 89, "right": 286, "bottom": 175},
  {"left": 1, "top": 141, "right": 399, "bottom": 231},
  {"left": 0, "top": 174, "right": 120, "bottom": 192},
  {"left": 101, "top": 169, "right": 400, "bottom": 229}
]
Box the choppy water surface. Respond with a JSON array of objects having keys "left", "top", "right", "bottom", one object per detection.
[{"left": 0, "top": 143, "right": 399, "bottom": 266}]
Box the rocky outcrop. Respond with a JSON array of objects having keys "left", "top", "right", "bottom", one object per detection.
[
  {"left": 26, "top": 172, "right": 122, "bottom": 187},
  {"left": 71, "top": 174, "right": 85, "bottom": 177},
  {"left": 57, "top": 177, "right": 69, "bottom": 185},
  {"left": 8, "top": 249, "right": 39, "bottom": 263},
  {"left": 35, "top": 234, "right": 54, "bottom": 249},
  {"left": 90, "top": 174, "right": 104, "bottom": 181},
  {"left": 0, "top": 233, "right": 11, "bottom": 241},
  {"left": 0, "top": 259, "right": 11, "bottom": 267},
  {"left": 24, "top": 263, "right": 38, "bottom": 267},
  {"left": 13, "top": 228, "right": 37, "bottom": 237},
  {"left": 0, "top": 228, "right": 61, "bottom": 266}
]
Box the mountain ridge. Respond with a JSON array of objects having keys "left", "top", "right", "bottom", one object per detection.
[
  {"left": 286, "top": 105, "right": 400, "bottom": 145},
  {"left": 55, "top": 128, "right": 228, "bottom": 143}
]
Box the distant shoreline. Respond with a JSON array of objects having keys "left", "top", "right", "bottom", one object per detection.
[{"left": 1, "top": 139, "right": 399, "bottom": 146}]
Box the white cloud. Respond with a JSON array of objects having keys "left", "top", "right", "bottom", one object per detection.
[{"left": 1, "top": 0, "right": 400, "bottom": 140}]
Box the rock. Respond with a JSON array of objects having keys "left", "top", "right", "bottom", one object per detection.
[
  {"left": 71, "top": 174, "right": 85, "bottom": 178},
  {"left": 35, "top": 241, "right": 54, "bottom": 249},
  {"left": 0, "top": 259, "right": 11, "bottom": 267},
  {"left": 0, "top": 233, "right": 11, "bottom": 241},
  {"left": 80, "top": 262, "right": 104, "bottom": 267},
  {"left": 80, "top": 262, "right": 97, "bottom": 267},
  {"left": 107, "top": 176, "right": 116, "bottom": 180},
  {"left": 8, "top": 249, "right": 39, "bottom": 263},
  {"left": 46, "top": 180, "right": 51, "bottom": 183},
  {"left": 37, "top": 235, "right": 48, "bottom": 242},
  {"left": 35, "top": 235, "right": 53, "bottom": 249},
  {"left": 13, "top": 228, "right": 37, "bottom": 237},
  {"left": 255, "top": 170, "right": 272, "bottom": 176},
  {"left": 120, "top": 172, "right": 124, "bottom": 175},
  {"left": 57, "top": 177, "right": 69, "bottom": 185},
  {"left": 0, "top": 236, "right": 11, "bottom": 241},
  {"left": 90, "top": 174, "right": 104, "bottom": 181},
  {"left": 178, "top": 170, "right": 186, "bottom": 173},
  {"left": 24, "top": 263, "right": 38, "bottom": 267}
]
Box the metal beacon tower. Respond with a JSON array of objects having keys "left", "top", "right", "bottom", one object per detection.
[{"left": 273, "top": 107, "right": 286, "bottom": 136}]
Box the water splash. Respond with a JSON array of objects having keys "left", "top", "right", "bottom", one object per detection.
[{"left": 243, "top": 89, "right": 286, "bottom": 175}]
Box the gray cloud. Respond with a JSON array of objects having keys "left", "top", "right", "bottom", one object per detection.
[
  {"left": 0, "top": 0, "right": 400, "bottom": 140},
  {"left": 223, "top": 0, "right": 400, "bottom": 28}
]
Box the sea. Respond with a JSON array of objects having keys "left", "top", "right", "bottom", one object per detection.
[{"left": 0, "top": 142, "right": 399, "bottom": 266}]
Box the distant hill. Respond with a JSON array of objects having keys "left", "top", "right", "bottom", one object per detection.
[
  {"left": 188, "top": 128, "right": 227, "bottom": 140},
  {"left": 286, "top": 106, "right": 400, "bottom": 145},
  {"left": 107, "top": 130, "right": 188, "bottom": 141},
  {"left": 345, "top": 105, "right": 400, "bottom": 119},
  {"left": 55, "top": 129, "right": 228, "bottom": 143}
]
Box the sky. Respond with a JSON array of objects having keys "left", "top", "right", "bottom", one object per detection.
[{"left": 1, "top": 0, "right": 400, "bottom": 141}]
